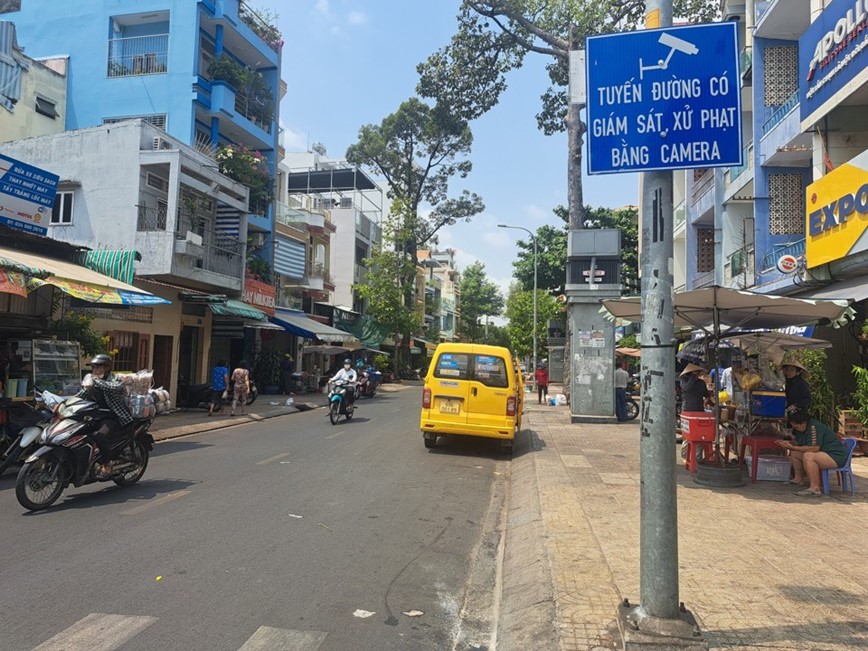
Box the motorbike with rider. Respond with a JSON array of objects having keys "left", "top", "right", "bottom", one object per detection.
[{"left": 327, "top": 359, "right": 358, "bottom": 424}]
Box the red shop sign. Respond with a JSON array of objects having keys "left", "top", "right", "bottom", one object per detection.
[{"left": 243, "top": 273, "right": 276, "bottom": 316}]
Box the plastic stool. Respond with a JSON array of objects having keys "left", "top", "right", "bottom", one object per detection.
[{"left": 685, "top": 441, "right": 715, "bottom": 473}]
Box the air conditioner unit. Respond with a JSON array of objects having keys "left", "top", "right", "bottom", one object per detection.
[
  {"left": 185, "top": 231, "right": 203, "bottom": 246},
  {"left": 153, "top": 136, "right": 169, "bottom": 151},
  {"left": 250, "top": 232, "right": 267, "bottom": 248},
  {"left": 339, "top": 197, "right": 352, "bottom": 208}
]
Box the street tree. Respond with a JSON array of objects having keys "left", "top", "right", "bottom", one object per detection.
[
  {"left": 459, "top": 261, "right": 504, "bottom": 343},
  {"left": 347, "top": 98, "right": 484, "bottom": 363},
  {"left": 353, "top": 215, "right": 422, "bottom": 369},
  {"left": 505, "top": 287, "right": 561, "bottom": 359},
  {"left": 417, "top": 1, "right": 719, "bottom": 229}
]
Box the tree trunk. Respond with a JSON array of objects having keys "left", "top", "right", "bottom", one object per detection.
[{"left": 566, "top": 103, "right": 586, "bottom": 230}]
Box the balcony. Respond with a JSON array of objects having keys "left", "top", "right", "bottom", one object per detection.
[
  {"left": 761, "top": 90, "right": 799, "bottom": 137},
  {"left": 740, "top": 47, "right": 752, "bottom": 80},
  {"left": 724, "top": 246, "right": 756, "bottom": 288},
  {"left": 760, "top": 238, "right": 805, "bottom": 272},
  {"left": 107, "top": 34, "right": 168, "bottom": 78},
  {"left": 693, "top": 270, "right": 716, "bottom": 288},
  {"left": 354, "top": 263, "right": 367, "bottom": 284}
]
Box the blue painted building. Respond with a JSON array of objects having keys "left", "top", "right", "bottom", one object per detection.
[{"left": 8, "top": 0, "right": 283, "bottom": 257}]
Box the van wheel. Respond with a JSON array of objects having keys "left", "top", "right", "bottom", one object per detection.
[{"left": 423, "top": 433, "right": 437, "bottom": 449}]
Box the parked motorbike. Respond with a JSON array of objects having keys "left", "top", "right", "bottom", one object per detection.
[
  {"left": 14, "top": 390, "right": 155, "bottom": 511},
  {"left": 357, "top": 367, "right": 381, "bottom": 398},
  {"left": 0, "top": 394, "right": 54, "bottom": 476},
  {"left": 177, "top": 376, "right": 258, "bottom": 409},
  {"left": 624, "top": 377, "right": 640, "bottom": 421},
  {"left": 327, "top": 379, "right": 356, "bottom": 425}
]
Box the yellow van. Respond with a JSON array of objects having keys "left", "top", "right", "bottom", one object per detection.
[{"left": 420, "top": 343, "right": 522, "bottom": 454}]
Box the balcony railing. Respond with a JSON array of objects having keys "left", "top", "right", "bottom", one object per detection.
[
  {"left": 693, "top": 269, "right": 716, "bottom": 288},
  {"left": 107, "top": 34, "right": 168, "bottom": 78},
  {"left": 762, "top": 90, "right": 799, "bottom": 136},
  {"left": 760, "top": 238, "right": 805, "bottom": 272},
  {"left": 674, "top": 201, "right": 686, "bottom": 231},
  {"left": 725, "top": 246, "right": 756, "bottom": 287},
  {"left": 740, "top": 47, "right": 753, "bottom": 77},
  {"left": 137, "top": 204, "right": 167, "bottom": 232},
  {"left": 728, "top": 142, "right": 753, "bottom": 182}
]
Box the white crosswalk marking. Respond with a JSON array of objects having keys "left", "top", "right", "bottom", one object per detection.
[
  {"left": 32, "top": 613, "right": 157, "bottom": 651},
  {"left": 237, "top": 626, "right": 328, "bottom": 650}
]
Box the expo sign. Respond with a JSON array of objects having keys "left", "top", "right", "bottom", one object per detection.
[{"left": 586, "top": 22, "right": 742, "bottom": 174}]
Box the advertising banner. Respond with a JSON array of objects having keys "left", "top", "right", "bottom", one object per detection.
[
  {"left": 27, "top": 277, "right": 172, "bottom": 305},
  {"left": 0, "top": 154, "right": 59, "bottom": 236},
  {"left": 800, "top": 0, "right": 868, "bottom": 126},
  {"left": 0, "top": 269, "right": 28, "bottom": 297},
  {"left": 805, "top": 149, "right": 868, "bottom": 268},
  {"left": 243, "top": 273, "right": 276, "bottom": 315}
]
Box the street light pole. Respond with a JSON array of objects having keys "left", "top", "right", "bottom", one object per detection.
[{"left": 498, "top": 224, "right": 538, "bottom": 379}]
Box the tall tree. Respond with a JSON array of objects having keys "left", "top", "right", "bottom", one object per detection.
[
  {"left": 347, "top": 98, "right": 484, "bottom": 363},
  {"left": 417, "top": 1, "right": 719, "bottom": 229},
  {"left": 505, "top": 287, "right": 561, "bottom": 359},
  {"left": 582, "top": 205, "right": 640, "bottom": 293},
  {"left": 459, "top": 261, "right": 505, "bottom": 343},
  {"left": 511, "top": 223, "right": 568, "bottom": 294}
]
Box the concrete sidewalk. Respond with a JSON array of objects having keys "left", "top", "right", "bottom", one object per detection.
[
  {"left": 502, "top": 391, "right": 868, "bottom": 651},
  {"left": 148, "top": 382, "right": 411, "bottom": 441}
]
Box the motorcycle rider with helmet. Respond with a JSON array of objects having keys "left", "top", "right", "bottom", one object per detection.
[
  {"left": 329, "top": 358, "right": 358, "bottom": 404},
  {"left": 78, "top": 354, "right": 133, "bottom": 478}
]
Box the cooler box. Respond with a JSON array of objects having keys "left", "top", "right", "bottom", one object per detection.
[
  {"left": 744, "top": 454, "right": 791, "bottom": 481},
  {"left": 751, "top": 391, "right": 786, "bottom": 417},
  {"left": 680, "top": 411, "right": 716, "bottom": 442}
]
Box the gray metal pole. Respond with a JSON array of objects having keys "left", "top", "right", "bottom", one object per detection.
[
  {"left": 639, "top": 0, "right": 679, "bottom": 621},
  {"left": 498, "top": 224, "right": 538, "bottom": 379}
]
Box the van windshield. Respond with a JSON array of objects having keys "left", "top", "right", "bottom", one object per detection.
[
  {"left": 473, "top": 355, "right": 509, "bottom": 388},
  {"left": 433, "top": 353, "right": 471, "bottom": 380}
]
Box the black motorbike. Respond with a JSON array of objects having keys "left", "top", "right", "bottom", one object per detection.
[
  {"left": 327, "top": 379, "right": 356, "bottom": 425},
  {"left": 177, "top": 376, "right": 258, "bottom": 409},
  {"left": 356, "top": 368, "right": 380, "bottom": 398},
  {"left": 624, "top": 378, "right": 640, "bottom": 421},
  {"left": 15, "top": 391, "right": 155, "bottom": 511}
]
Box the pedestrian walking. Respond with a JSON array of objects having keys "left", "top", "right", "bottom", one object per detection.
[
  {"left": 535, "top": 363, "right": 549, "bottom": 405},
  {"left": 279, "top": 353, "right": 294, "bottom": 395},
  {"left": 614, "top": 360, "right": 629, "bottom": 421},
  {"left": 230, "top": 360, "right": 251, "bottom": 416},
  {"left": 208, "top": 359, "right": 229, "bottom": 417}
]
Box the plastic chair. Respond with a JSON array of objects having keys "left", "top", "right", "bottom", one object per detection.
[{"left": 821, "top": 438, "right": 857, "bottom": 496}]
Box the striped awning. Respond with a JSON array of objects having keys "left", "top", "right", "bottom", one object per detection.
[
  {"left": 0, "top": 255, "right": 49, "bottom": 278},
  {"left": 210, "top": 299, "right": 268, "bottom": 321},
  {"left": 76, "top": 250, "right": 141, "bottom": 285}
]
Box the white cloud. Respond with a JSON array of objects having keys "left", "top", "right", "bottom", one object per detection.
[
  {"left": 482, "top": 228, "right": 512, "bottom": 249},
  {"left": 524, "top": 203, "right": 549, "bottom": 222},
  {"left": 314, "top": 0, "right": 330, "bottom": 16},
  {"left": 280, "top": 125, "right": 308, "bottom": 152},
  {"left": 347, "top": 10, "right": 368, "bottom": 26}
]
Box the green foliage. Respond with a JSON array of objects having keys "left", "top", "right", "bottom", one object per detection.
[
  {"left": 458, "top": 261, "right": 504, "bottom": 343},
  {"left": 238, "top": 3, "right": 283, "bottom": 52},
  {"left": 583, "top": 205, "right": 640, "bottom": 293},
  {"left": 851, "top": 365, "right": 868, "bottom": 427},
  {"left": 512, "top": 222, "right": 568, "bottom": 294},
  {"left": 505, "top": 288, "right": 560, "bottom": 359},
  {"left": 246, "top": 255, "right": 272, "bottom": 283},
  {"left": 49, "top": 312, "right": 105, "bottom": 357},
  {"left": 484, "top": 323, "right": 512, "bottom": 349},
  {"left": 346, "top": 98, "right": 484, "bottom": 255},
  {"left": 373, "top": 354, "right": 391, "bottom": 373},
  {"left": 861, "top": 319, "right": 868, "bottom": 338},
  {"left": 253, "top": 347, "right": 283, "bottom": 387},
  {"left": 208, "top": 55, "right": 275, "bottom": 127},
  {"left": 802, "top": 350, "right": 836, "bottom": 427},
  {"left": 217, "top": 143, "right": 273, "bottom": 214}
]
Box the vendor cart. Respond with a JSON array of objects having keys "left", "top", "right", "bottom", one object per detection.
[{"left": 2, "top": 339, "right": 81, "bottom": 402}]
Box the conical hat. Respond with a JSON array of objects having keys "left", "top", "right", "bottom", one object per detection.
[{"left": 680, "top": 363, "right": 707, "bottom": 376}]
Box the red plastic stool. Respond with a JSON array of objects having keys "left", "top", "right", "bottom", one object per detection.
[
  {"left": 738, "top": 435, "right": 781, "bottom": 483},
  {"left": 685, "top": 441, "right": 715, "bottom": 473}
]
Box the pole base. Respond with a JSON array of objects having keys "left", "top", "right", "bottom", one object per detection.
[
  {"left": 570, "top": 414, "right": 620, "bottom": 424},
  {"left": 615, "top": 600, "right": 708, "bottom": 651}
]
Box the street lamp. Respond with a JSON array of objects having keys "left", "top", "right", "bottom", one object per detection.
[{"left": 498, "top": 224, "right": 537, "bottom": 382}]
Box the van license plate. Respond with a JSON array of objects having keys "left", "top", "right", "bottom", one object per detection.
[{"left": 440, "top": 401, "right": 459, "bottom": 414}]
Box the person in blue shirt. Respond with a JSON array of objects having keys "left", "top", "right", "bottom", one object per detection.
[{"left": 208, "top": 359, "right": 229, "bottom": 416}]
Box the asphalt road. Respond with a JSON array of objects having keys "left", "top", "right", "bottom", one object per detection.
[{"left": 0, "top": 390, "right": 510, "bottom": 651}]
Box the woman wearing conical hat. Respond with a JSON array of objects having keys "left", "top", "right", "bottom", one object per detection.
[
  {"left": 679, "top": 363, "right": 709, "bottom": 413},
  {"left": 781, "top": 360, "right": 811, "bottom": 414}
]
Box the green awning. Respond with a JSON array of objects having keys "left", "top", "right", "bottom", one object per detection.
[
  {"left": 76, "top": 250, "right": 141, "bottom": 285},
  {"left": 210, "top": 299, "right": 267, "bottom": 320},
  {"left": 0, "top": 256, "right": 50, "bottom": 278}
]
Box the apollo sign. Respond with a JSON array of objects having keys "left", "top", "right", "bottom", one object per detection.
[
  {"left": 806, "top": 0, "right": 868, "bottom": 83},
  {"left": 776, "top": 255, "right": 800, "bottom": 274}
]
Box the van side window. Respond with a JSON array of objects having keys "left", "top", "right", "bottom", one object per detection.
[
  {"left": 434, "top": 353, "right": 471, "bottom": 379},
  {"left": 473, "top": 355, "right": 509, "bottom": 388}
]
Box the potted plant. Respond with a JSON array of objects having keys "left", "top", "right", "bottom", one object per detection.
[
  {"left": 860, "top": 319, "right": 868, "bottom": 341},
  {"left": 850, "top": 365, "right": 868, "bottom": 453},
  {"left": 253, "top": 347, "right": 283, "bottom": 394}
]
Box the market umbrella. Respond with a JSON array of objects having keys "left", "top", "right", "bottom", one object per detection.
[
  {"left": 602, "top": 286, "right": 853, "bottom": 332},
  {"left": 616, "top": 346, "right": 642, "bottom": 357},
  {"left": 675, "top": 330, "right": 831, "bottom": 366}
]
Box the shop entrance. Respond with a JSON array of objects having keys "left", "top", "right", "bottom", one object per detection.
[
  {"left": 153, "top": 335, "right": 173, "bottom": 392},
  {"left": 178, "top": 326, "right": 202, "bottom": 384}
]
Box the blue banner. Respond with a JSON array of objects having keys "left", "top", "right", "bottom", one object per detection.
[{"left": 0, "top": 154, "right": 59, "bottom": 236}]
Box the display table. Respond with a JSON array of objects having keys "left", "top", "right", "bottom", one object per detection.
[{"left": 738, "top": 435, "right": 786, "bottom": 483}]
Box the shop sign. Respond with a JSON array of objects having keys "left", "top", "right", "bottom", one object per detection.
[
  {"left": 0, "top": 269, "right": 28, "bottom": 297},
  {"left": 243, "top": 274, "right": 276, "bottom": 316},
  {"left": 776, "top": 255, "right": 800, "bottom": 274},
  {"left": 0, "top": 154, "right": 59, "bottom": 236},
  {"left": 805, "top": 149, "right": 868, "bottom": 268},
  {"left": 800, "top": 0, "right": 868, "bottom": 126}
]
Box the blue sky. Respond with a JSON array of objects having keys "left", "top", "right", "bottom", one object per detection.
[{"left": 269, "top": 0, "right": 639, "bottom": 297}]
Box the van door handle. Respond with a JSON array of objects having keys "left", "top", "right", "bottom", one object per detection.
[{"left": 471, "top": 387, "right": 477, "bottom": 397}]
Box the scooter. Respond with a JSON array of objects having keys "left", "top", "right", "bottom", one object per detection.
[
  {"left": 625, "top": 377, "right": 640, "bottom": 421},
  {"left": 177, "top": 376, "right": 258, "bottom": 409},
  {"left": 357, "top": 367, "right": 381, "bottom": 398},
  {"left": 0, "top": 393, "right": 55, "bottom": 476},
  {"left": 327, "top": 379, "right": 356, "bottom": 425},
  {"left": 15, "top": 390, "right": 155, "bottom": 511}
]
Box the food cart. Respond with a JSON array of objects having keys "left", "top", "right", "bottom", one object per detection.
[{"left": 2, "top": 339, "right": 82, "bottom": 401}]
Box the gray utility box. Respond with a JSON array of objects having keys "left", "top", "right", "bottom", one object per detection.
[{"left": 566, "top": 229, "right": 621, "bottom": 292}]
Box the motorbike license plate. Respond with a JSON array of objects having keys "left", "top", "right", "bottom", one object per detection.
[{"left": 440, "top": 400, "right": 460, "bottom": 414}]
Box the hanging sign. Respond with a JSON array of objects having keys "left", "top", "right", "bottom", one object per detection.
[
  {"left": 776, "top": 255, "right": 800, "bottom": 274},
  {"left": 0, "top": 154, "right": 59, "bottom": 236}
]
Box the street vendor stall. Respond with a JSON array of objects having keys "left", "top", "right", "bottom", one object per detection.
[{"left": 602, "top": 286, "right": 854, "bottom": 487}]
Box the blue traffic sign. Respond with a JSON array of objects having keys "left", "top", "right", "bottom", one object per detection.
[
  {"left": 0, "top": 154, "right": 58, "bottom": 236},
  {"left": 585, "top": 22, "right": 742, "bottom": 175}
]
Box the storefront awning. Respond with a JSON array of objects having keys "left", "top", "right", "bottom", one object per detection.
[
  {"left": 271, "top": 307, "right": 356, "bottom": 343},
  {"left": 794, "top": 276, "right": 868, "bottom": 304},
  {"left": 0, "top": 245, "right": 169, "bottom": 305},
  {"left": 210, "top": 299, "right": 268, "bottom": 321}
]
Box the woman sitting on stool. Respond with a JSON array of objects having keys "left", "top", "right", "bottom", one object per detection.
[{"left": 777, "top": 409, "right": 847, "bottom": 496}]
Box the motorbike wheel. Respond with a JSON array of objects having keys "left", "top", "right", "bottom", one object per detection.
[
  {"left": 626, "top": 399, "right": 639, "bottom": 421},
  {"left": 113, "top": 441, "right": 150, "bottom": 486},
  {"left": 345, "top": 404, "right": 354, "bottom": 420},
  {"left": 15, "top": 456, "right": 65, "bottom": 511},
  {"left": 329, "top": 401, "right": 340, "bottom": 425},
  {"left": 246, "top": 391, "right": 257, "bottom": 406}
]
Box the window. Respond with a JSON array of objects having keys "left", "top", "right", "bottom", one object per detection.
[
  {"left": 108, "top": 331, "right": 140, "bottom": 372},
  {"left": 34, "top": 96, "right": 58, "bottom": 119},
  {"left": 51, "top": 192, "right": 74, "bottom": 225},
  {"left": 147, "top": 173, "right": 169, "bottom": 193},
  {"left": 434, "top": 353, "right": 470, "bottom": 380},
  {"left": 103, "top": 114, "right": 167, "bottom": 130},
  {"left": 473, "top": 355, "right": 509, "bottom": 388}
]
